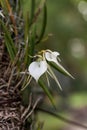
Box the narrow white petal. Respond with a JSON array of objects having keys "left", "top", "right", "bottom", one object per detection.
[
  {"left": 45, "top": 72, "right": 50, "bottom": 87},
  {"left": 0, "top": 11, "right": 4, "bottom": 18},
  {"left": 28, "top": 61, "right": 47, "bottom": 81},
  {"left": 47, "top": 65, "right": 62, "bottom": 90}
]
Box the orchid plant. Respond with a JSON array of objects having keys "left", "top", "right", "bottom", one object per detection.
[
  {"left": 0, "top": 0, "right": 73, "bottom": 118},
  {"left": 0, "top": 0, "right": 75, "bottom": 130}
]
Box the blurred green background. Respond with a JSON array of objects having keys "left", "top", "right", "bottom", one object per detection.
[
  {"left": 23, "top": 0, "right": 87, "bottom": 129},
  {"left": 41, "top": 0, "right": 87, "bottom": 94},
  {"left": 38, "top": 0, "right": 87, "bottom": 130}
]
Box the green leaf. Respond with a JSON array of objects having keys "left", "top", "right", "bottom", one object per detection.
[
  {"left": 37, "top": 108, "right": 87, "bottom": 129},
  {"left": 0, "top": 19, "right": 16, "bottom": 61},
  {"left": 30, "top": 25, "right": 36, "bottom": 58},
  {"left": 49, "top": 61, "right": 74, "bottom": 79},
  {"left": 24, "top": 25, "right": 36, "bottom": 66},
  {"left": 38, "top": 79, "right": 55, "bottom": 108},
  {"left": 0, "top": 0, "right": 8, "bottom": 13},
  {"left": 30, "top": 0, "right": 35, "bottom": 24},
  {"left": 23, "top": 11, "right": 30, "bottom": 67},
  {"left": 4, "top": 35, "right": 15, "bottom": 61},
  {"left": 37, "top": 4, "right": 47, "bottom": 44},
  {"left": 31, "top": 0, "right": 46, "bottom": 25}
]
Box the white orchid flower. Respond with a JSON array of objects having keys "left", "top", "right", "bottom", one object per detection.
[
  {"left": 44, "top": 50, "right": 73, "bottom": 79},
  {"left": 28, "top": 60, "right": 47, "bottom": 82},
  {"left": 28, "top": 49, "right": 73, "bottom": 89},
  {"left": 45, "top": 50, "right": 60, "bottom": 65}
]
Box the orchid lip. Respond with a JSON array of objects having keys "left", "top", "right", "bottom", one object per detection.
[{"left": 28, "top": 60, "right": 47, "bottom": 82}]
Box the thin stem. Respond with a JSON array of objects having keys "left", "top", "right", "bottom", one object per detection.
[{"left": 37, "top": 107, "right": 87, "bottom": 129}]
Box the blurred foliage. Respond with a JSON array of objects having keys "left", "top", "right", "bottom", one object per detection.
[
  {"left": 37, "top": 3, "right": 87, "bottom": 129},
  {"left": 40, "top": 0, "right": 87, "bottom": 92}
]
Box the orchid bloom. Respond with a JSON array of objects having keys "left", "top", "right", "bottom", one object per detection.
[
  {"left": 28, "top": 50, "right": 60, "bottom": 81},
  {"left": 28, "top": 50, "right": 73, "bottom": 87}
]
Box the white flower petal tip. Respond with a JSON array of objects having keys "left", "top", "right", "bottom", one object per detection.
[
  {"left": 0, "top": 11, "right": 4, "bottom": 18},
  {"left": 52, "top": 51, "right": 60, "bottom": 56},
  {"left": 57, "top": 62, "right": 74, "bottom": 79},
  {"left": 45, "top": 51, "right": 60, "bottom": 65},
  {"left": 28, "top": 61, "right": 47, "bottom": 82}
]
